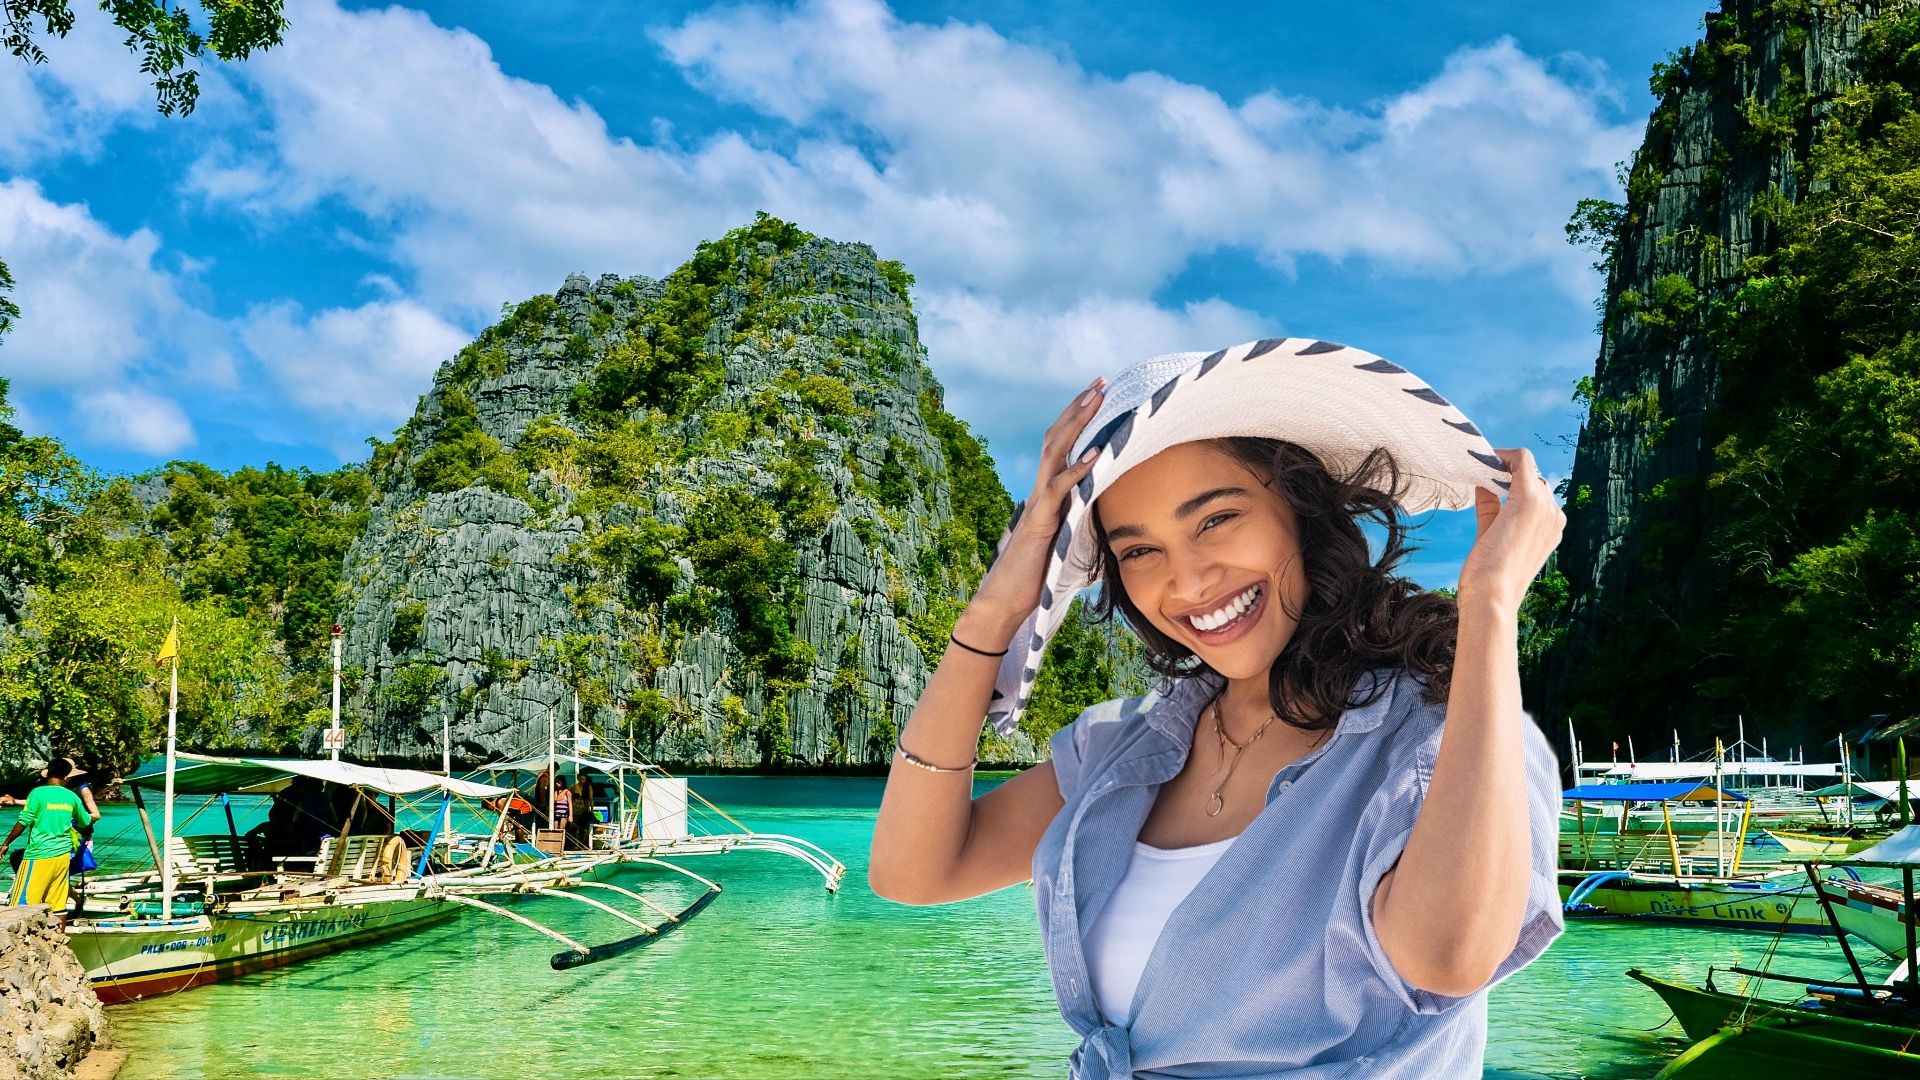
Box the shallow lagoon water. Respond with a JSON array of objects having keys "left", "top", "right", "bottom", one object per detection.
[{"left": 90, "top": 775, "right": 1884, "bottom": 1078}]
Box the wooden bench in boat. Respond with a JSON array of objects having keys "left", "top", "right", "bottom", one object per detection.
[
  {"left": 314, "top": 834, "right": 412, "bottom": 884},
  {"left": 1558, "top": 832, "right": 1673, "bottom": 871},
  {"left": 164, "top": 833, "right": 269, "bottom": 875}
]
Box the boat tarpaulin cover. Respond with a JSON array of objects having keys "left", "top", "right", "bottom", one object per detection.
[
  {"left": 127, "top": 753, "right": 514, "bottom": 799},
  {"left": 1808, "top": 779, "right": 1911, "bottom": 802},
  {"left": 1560, "top": 783, "right": 1748, "bottom": 803},
  {"left": 1584, "top": 761, "right": 1841, "bottom": 780},
  {"left": 1843, "top": 824, "right": 1920, "bottom": 868},
  {"left": 473, "top": 752, "right": 657, "bottom": 774}
]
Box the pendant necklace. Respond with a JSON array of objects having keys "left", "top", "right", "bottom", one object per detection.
[{"left": 1206, "top": 695, "right": 1280, "bottom": 817}]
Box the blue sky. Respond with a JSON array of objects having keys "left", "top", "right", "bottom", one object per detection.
[{"left": 0, "top": 0, "right": 1712, "bottom": 587}]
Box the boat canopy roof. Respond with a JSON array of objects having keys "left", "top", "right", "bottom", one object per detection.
[
  {"left": 127, "top": 753, "right": 515, "bottom": 799},
  {"left": 1807, "top": 779, "right": 1910, "bottom": 802},
  {"left": 1577, "top": 761, "right": 1839, "bottom": 780},
  {"left": 471, "top": 751, "right": 658, "bottom": 775},
  {"left": 1843, "top": 824, "right": 1920, "bottom": 868},
  {"left": 1561, "top": 782, "right": 1747, "bottom": 803}
]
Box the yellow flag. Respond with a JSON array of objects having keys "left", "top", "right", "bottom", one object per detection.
[{"left": 155, "top": 620, "right": 179, "bottom": 666}]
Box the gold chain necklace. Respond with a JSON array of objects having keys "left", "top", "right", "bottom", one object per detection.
[{"left": 1206, "top": 696, "right": 1281, "bottom": 817}]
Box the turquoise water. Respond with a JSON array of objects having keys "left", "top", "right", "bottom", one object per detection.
[{"left": 80, "top": 776, "right": 1890, "bottom": 1078}]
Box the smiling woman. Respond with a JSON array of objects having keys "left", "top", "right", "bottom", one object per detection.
[{"left": 869, "top": 338, "right": 1567, "bottom": 1078}]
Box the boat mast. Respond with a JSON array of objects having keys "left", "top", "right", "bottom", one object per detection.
[
  {"left": 621, "top": 714, "right": 632, "bottom": 844},
  {"left": 442, "top": 710, "right": 453, "bottom": 840},
  {"left": 161, "top": 619, "right": 179, "bottom": 921},
  {"left": 1714, "top": 736, "right": 1726, "bottom": 878},
  {"left": 1841, "top": 737, "right": 1854, "bottom": 827},
  {"left": 329, "top": 624, "right": 344, "bottom": 762},
  {"left": 547, "top": 708, "right": 557, "bottom": 827}
]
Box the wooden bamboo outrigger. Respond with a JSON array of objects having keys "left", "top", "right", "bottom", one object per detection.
[{"left": 466, "top": 743, "right": 847, "bottom": 892}]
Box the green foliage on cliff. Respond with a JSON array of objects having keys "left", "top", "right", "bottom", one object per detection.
[
  {"left": 0, "top": 375, "right": 371, "bottom": 775},
  {"left": 1694, "top": 16, "right": 1920, "bottom": 716},
  {"left": 145, "top": 461, "right": 371, "bottom": 661},
  {"left": 571, "top": 212, "right": 812, "bottom": 422},
  {"left": 1551, "top": 1, "right": 1920, "bottom": 737},
  {"left": 988, "top": 596, "right": 1151, "bottom": 757},
  {"left": 919, "top": 388, "right": 1016, "bottom": 566}
]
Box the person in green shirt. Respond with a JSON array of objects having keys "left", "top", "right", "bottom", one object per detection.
[{"left": 5, "top": 756, "right": 85, "bottom": 927}]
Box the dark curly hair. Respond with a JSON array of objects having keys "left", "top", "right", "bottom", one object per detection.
[{"left": 1085, "top": 436, "right": 1457, "bottom": 731}]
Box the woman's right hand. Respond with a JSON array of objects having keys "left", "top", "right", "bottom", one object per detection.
[{"left": 963, "top": 375, "right": 1108, "bottom": 637}]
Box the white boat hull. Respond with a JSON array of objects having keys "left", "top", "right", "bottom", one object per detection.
[{"left": 68, "top": 886, "right": 453, "bottom": 1004}]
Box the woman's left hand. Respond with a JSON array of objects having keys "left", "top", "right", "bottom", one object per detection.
[{"left": 1457, "top": 446, "right": 1567, "bottom": 615}]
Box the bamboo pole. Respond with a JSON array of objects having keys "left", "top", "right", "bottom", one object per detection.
[
  {"left": 1662, "top": 802, "right": 1682, "bottom": 876},
  {"left": 161, "top": 643, "right": 178, "bottom": 920},
  {"left": 1730, "top": 794, "right": 1752, "bottom": 875},
  {"left": 130, "top": 785, "right": 163, "bottom": 878}
]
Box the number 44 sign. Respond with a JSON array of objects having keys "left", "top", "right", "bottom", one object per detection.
[{"left": 322, "top": 729, "right": 346, "bottom": 751}]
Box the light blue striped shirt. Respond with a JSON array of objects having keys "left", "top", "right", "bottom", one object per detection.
[{"left": 1033, "top": 665, "right": 1563, "bottom": 1078}]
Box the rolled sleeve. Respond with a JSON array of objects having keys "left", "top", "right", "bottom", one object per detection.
[
  {"left": 1047, "top": 714, "right": 1086, "bottom": 804},
  {"left": 1045, "top": 693, "right": 1155, "bottom": 806},
  {"left": 1357, "top": 706, "right": 1565, "bottom": 1015}
]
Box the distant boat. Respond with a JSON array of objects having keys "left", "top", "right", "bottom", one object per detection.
[{"left": 1559, "top": 780, "right": 1865, "bottom": 937}]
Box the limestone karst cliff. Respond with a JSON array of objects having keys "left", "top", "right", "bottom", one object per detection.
[
  {"left": 324, "top": 217, "right": 1148, "bottom": 767},
  {"left": 1532, "top": 0, "right": 1918, "bottom": 748}
]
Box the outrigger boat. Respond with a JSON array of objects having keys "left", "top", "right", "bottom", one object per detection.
[
  {"left": 1558, "top": 781, "right": 1873, "bottom": 937},
  {"left": 459, "top": 739, "right": 846, "bottom": 892},
  {"left": 1629, "top": 753, "right": 1920, "bottom": 1077},
  {"left": 69, "top": 753, "right": 720, "bottom": 1003}
]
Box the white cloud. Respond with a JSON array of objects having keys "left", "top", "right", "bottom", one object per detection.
[
  {"left": 11, "top": 0, "right": 1638, "bottom": 471},
  {"left": 73, "top": 388, "right": 196, "bottom": 453},
  {"left": 0, "top": 13, "right": 165, "bottom": 165},
  {"left": 919, "top": 290, "right": 1269, "bottom": 389},
  {"left": 656, "top": 0, "right": 1640, "bottom": 300},
  {"left": 240, "top": 299, "right": 469, "bottom": 424},
  {"left": 191, "top": 0, "right": 1635, "bottom": 331},
  {"left": 0, "top": 178, "right": 203, "bottom": 389}
]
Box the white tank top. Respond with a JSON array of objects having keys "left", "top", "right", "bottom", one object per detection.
[{"left": 1083, "top": 833, "right": 1239, "bottom": 1027}]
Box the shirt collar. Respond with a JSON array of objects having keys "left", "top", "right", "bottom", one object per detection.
[{"left": 1143, "top": 665, "right": 1402, "bottom": 747}]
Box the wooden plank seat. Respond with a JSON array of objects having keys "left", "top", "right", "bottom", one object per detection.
[
  {"left": 314, "top": 834, "right": 412, "bottom": 884},
  {"left": 165, "top": 833, "right": 269, "bottom": 875}
]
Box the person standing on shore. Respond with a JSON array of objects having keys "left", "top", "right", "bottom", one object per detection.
[
  {"left": 869, "top": 341, "right": 1566, "bottom": 1077},
  {"left": 4, "top": 756, "right": 86, "bottom": 928}
]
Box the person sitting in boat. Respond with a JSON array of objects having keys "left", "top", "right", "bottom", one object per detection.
[
  {"left": 567, "top": 774, "right": 595, "bottom": 850},
  {"left": 531, "top": 769, "right": 554, "bottom": 828},
  {"left": 293, "top": 777, "right": 334, "bottom": 855},
  {"left": 869, "top": 347, "right": 1566, "bottom": 1079},
  {"left": 3, "top": 756, "right": 87, "bottom": 928}
]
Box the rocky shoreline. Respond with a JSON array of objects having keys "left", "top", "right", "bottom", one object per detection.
[{"left": 0, "top": 907, "right": 108, "bottom": 1080}]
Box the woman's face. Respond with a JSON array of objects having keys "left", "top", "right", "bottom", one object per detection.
[{"left": 1096, "top": 440, "right": 1308, "bottom": 682}]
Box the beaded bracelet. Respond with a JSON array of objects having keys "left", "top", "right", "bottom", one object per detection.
[{"left": 897, "top": 745, "right": 978, "bottom": 773}]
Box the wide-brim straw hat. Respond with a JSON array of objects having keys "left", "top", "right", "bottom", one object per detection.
[{"left": 984, "top": 337, "right": 1513, "bottom": 736}]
